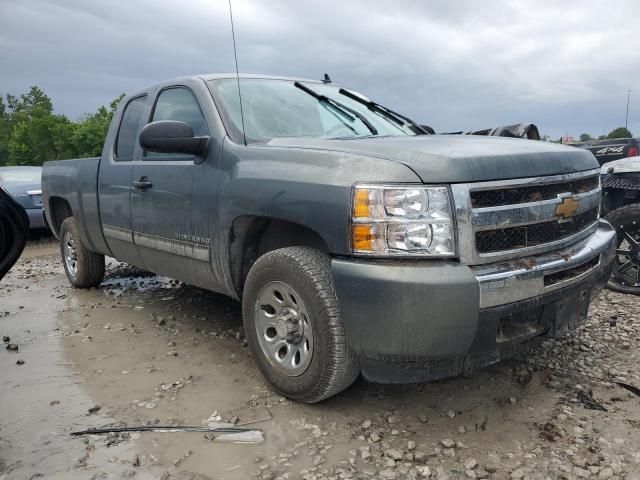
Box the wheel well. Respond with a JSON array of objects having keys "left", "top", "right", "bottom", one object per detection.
[
  {"left": 229, "top": 216, "right": 330, "bottom": 296},
  {"left": 48, "top": 197, "right": 73, "bottom": 237}
]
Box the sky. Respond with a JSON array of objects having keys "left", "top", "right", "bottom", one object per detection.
[{"left": 1, "top": 0, "right": 638, "bottom": 139}]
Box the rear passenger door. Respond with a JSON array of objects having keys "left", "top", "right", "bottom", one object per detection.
[
  {"left": 131, "top": 85, "right": 214, "bottom": 285},
  {"left": 98, "top": 94, "right": 147, "bottom": 267}
]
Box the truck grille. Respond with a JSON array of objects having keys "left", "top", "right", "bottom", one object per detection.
[
  {"left": 476, "top": 208, "right": 599, "bottom": 253},
  {"left": 451, "top": 170, "right": 602, "bottom": 264},
  {"left": 470, "top": 176, "right": 599, "bottom": 208},
  {"left": 601, "top": 174, "right": 640, "bottom": 191}
]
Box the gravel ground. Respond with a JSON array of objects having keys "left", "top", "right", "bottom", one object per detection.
[{"left": 1, "top": 242, "right": 639, "bottom": 480}]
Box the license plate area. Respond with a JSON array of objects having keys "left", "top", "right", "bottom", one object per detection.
[{"left": 548, "top": 287, "right": 590, "bottom": 338}]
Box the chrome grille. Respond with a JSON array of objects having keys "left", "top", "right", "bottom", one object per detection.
[
  {"left": 601, "top": 174, "right": 640, "bottom": 191},
  {"left": 476, "top": 208, "right": 599, "bottom": 253},
  {"left": 470, "top": 176, "right": 599, "bottom": 208},
  {"left": 451, "top": 169, "right": 602, "bottom": 265}
]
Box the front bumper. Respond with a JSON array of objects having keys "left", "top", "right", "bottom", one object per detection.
[{"left": 332, "top": 220, "right": 616, "bottom": 383}]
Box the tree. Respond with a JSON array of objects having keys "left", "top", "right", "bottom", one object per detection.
[
  {"left": 0, "top": 97, "right": 9, "bottom": 166},
  {"left": 0, "top": 86, "right": 125, "bottom": 166},
  {"left": 579, "top": 133, "right": 593, "bottom": 142},
  {"left": 72, "top": 94, "right": 124, "bottom": 158},
  {"left": 7, "top": 86, "right": 53, "bottom": 119},
  {"left": 7, "top": 114, "right": 77, "bottom": 166},
  {"left": 607, "top": 127, "right": 632, "bottom": 139},
  {"left": 3, "top": 86, "right": 63, "bottom": 166}
]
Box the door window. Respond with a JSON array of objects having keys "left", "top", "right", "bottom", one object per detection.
[
  {"left": 147, "top": 88, "right": 208, "bottom": 157},
  {"left": 115, "top": 95, "right": 147, "bottom": 161}
]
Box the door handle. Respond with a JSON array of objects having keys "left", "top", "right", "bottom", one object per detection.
[{"left": 133, "top": 177, "right": 153, "bottom": 190}]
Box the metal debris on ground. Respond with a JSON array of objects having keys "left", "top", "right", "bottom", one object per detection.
[
  {"left": 576, "top": 390, "right": 607, "bottom": 412},
  {"left": 70, "top": 424, "right": 265, "bottom": 444},
  {"left": 227, "top": 406, "right": 272, "bottom": 426},
  {"left": 615, "top": 381, "right": 640, "bottom": 397}
]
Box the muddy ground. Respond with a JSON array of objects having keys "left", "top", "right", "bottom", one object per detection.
[{"left": 1, "top": 239, "right": 639, "bottom": 480}]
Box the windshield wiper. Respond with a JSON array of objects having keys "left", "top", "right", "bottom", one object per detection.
[
  {"left": 294, "top": 82, "right": 378, "bottom": 135},
  {"left": 338, "top": 88, "right": 430, "bottom": 135},
  {"left": 323, "top": 106, "right": 359, "bottom": 136}
]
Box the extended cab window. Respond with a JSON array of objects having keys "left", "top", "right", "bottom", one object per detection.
[
  {"left": 146, "top": 87, "right": 208, "bottom": 157},
  {"left": 115, "top": 95, "right": 147, "bottom": 160}
]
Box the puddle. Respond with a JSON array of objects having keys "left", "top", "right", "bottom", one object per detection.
[
  {"left": 0, "top": 271, "right": 159, "bottom": 479},
  {"left": 3, "top": 245, "right": 640, "bottom": 479}
]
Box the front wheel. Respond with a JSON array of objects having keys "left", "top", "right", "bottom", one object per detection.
[
  {"left": 242, "top": 247, "right": 360, "bottom": 403},
  {"left": 59, "top": 217, "right": 105, "bottom": 288},
  {"left": 605, "top": 204, "right": 640, "bottom": 295}
]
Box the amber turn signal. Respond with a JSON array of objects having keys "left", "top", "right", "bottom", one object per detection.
[
  {"left": 353, "top": 188, "right": 370, "bottom": 218},
  {"left": 352, "top": 224, "right": 374, "bottom": 251}
]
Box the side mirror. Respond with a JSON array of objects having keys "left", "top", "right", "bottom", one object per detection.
[{"left": 139, "top": 120, "right": 209, "bottom": 156}]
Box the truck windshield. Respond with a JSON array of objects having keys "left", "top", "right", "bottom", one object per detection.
[{"left": 209, "top": 78, "right": 418, "bottom": 144}]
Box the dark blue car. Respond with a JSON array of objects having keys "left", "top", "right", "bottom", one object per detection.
[{"left": 0, "top": 166, "right": 46, "bottom": 229}]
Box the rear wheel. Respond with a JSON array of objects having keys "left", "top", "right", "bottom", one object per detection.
[
  {"left": 242, "top": 247, "right": 360, "bottom": 403},
  {"left": 605, "top": 204, "right": 640, "bottom": 295},
  {"left": 59, "top": 217, "right": 105, "bottom": 288}
]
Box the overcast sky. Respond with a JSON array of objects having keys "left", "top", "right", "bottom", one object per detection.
[{"left": 1, "top": 0, "right": 637, "bottom": 138}]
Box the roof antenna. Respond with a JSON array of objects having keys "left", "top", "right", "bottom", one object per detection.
[
  {"left": 228, "top": 0, "right": 247, "bottom": 145},
  {"left": 322, "top": 73, "right": 332, "bottom": 84}
]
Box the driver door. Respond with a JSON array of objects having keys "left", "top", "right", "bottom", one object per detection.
[{"left": 131, "top": 85, "right": 214, "bottom": 285}]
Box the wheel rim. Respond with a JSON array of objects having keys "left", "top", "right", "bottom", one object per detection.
[
  {"left": 63, "top": 231, "right": 78, "bottom": 277},
  {"left": 255, "top": 280, "right": 314, "bottom": 377},
  {"left": 612, "top": 220, "right": 640, "bottom": 287}
]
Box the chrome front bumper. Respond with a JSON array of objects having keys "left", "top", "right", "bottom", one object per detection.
[{"left": 473, "top": 219, "right": 616, "bottom": 309}]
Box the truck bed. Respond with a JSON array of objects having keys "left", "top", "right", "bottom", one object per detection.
[{"left": 42, "top": 157, "right": 110, "bottom": 255}]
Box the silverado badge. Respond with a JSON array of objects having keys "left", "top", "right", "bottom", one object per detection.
[{"left": 555, "top": 196, "right": 579, "bottom": 220}]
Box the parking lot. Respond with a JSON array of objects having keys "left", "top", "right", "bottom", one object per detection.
[{"left": 1, "top": 239, "right": 639, "bottom": 480}]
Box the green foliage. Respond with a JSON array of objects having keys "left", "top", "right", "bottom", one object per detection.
[
  {"left": 0, "top": 86, "right": 125, "bottom": 166},
  {"left": 8, "top": 115, "right": 77, "bottom": 165},
  {"left": 72, "top": 93, "right": 124, "bottom": 158},
  {"left": 0, "top": 97, "right": 10, "bottom": 166},
  {"left": 579, "top": 133, "right": 593, "bottom": 142},
  {"left": 72, "top": 107, "right": 109, "bottom": 158},
  {"left": 607, "top": 127, "right": 632, "bottom": 139}
]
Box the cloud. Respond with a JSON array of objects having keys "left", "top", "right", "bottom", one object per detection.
[{"left": 1, "top": 0, "right": 637, "bottom": 137}]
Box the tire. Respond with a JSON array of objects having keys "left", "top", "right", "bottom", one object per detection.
[
  {"left": 59, "top": 217, "right": 105, "bottom": 288},
  {"left": 604, "top": 203, "right": 640, "bottom": 295},
  {"left": 242, "top": 247, "right": 360, "bottom": 403}
]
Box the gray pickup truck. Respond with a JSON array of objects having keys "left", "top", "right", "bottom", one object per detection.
[{"left": 43, "top": 74, "right": 616, "bottom": 402}]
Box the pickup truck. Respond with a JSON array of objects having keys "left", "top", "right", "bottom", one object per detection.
[
  {"left": 43, "top": 74, "right": 616, "bottom": 403},
  {"left": 571, "top": 137, "right": 640, "bottom": 165},
  {"left": 600, "top": 156, "right": 640, "bottom": 295}
]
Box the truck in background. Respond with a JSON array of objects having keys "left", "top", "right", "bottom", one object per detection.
[{"left": 571, "top": 137, "right": 640, "bottom": 166}]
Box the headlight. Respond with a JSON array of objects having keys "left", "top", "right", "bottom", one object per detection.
[{"left": 351, "top": 184, "right": 456, "bottom": 257}]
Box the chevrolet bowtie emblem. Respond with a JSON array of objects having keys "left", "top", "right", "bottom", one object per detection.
[{"left": 555, "top": 196, "right": 579, "bottom": 219}]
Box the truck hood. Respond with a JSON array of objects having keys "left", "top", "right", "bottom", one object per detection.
[
  {"left": 600, "top": 156, "right": 640, "bottom": 174},
  {"left": 265, "top": 135, "right": 599, "bottom": 183}
]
